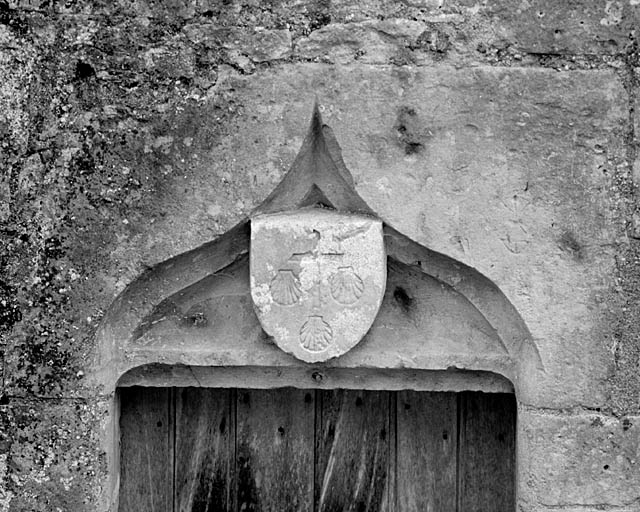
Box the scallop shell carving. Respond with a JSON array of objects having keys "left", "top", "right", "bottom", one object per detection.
[
  {"left": 270, "top": 269, "right": 302, "bottom": 306},
  {"left": 329, "top": 266, "right": 364, "bottom": 305},
  {"left": 300, "top": 315, "right": 333, "bottom": 352}
]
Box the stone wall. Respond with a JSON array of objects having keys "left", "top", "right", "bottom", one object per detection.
[{"left": 0, "top": 0, "right": 639, "bottom": 510}]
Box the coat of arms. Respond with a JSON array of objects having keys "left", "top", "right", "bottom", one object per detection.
[{"left": 250, "top": 209, "right": 386, "bottom": 362}]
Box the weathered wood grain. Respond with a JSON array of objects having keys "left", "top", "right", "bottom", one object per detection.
[
  {"left": 458, "top": 392, "right": 517, "bottom": 512},
  {"left": 118, "top": 387, "right": 517, "bottom": 512},
  {"left": 174, "top": 388, "right": 234, "bottom": 512},
  {"left": 397, "top": 391, "right": 457, "bottom": 512},
  {"left": 316, "top": 390, "right": 391, "bottom": 512},
  {"left": 236, "top": 388, "right": 315, "bottom": 512},
  {"left": 118, "top": 387, "right": 174, "bottom": 512},
  {"left": 387, "top": 391, "right": 397, "bottom": 512}
]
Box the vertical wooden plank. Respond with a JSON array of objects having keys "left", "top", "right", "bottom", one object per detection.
[
  {"left": 119, "top": 387, "right": 173, "bottom": 512},
  {"left": 315, "top": 390, "right": 391, "bottom": 512},
  {"left": 396, "top": 391, "right": 457, "bottom": 512},
  {"left": 174, "top": 388, "right": 233, "bottom": 512},
  {"left": 236, "top": 388, "right": 315, "bottom": 512},
  {"left": 458, "top": 392, "right": 516, "bottom": 512},
  {"left": 388, "top": 391, "right": 397, "bottom": 512}
]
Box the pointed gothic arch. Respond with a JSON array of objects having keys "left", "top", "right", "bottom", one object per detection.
[{"left": 93, "top": 104, "right": 543, "bottom": 510}]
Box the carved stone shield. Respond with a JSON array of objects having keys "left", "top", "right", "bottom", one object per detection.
[{"left": 250, "top": 210, "right": 386, "bottom": 362}]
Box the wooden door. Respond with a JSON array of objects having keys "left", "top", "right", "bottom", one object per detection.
[{"left": 119, "top": 388, "right": 516, "bottom": 512}]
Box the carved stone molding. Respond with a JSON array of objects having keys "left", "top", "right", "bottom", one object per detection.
[{"left": 93, "top": 103, "right": 542, "bottom": 399}]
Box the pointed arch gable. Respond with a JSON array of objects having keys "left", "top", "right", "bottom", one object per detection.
[
  {"left": 93, "top": 218, "right": 541, "bottom": 397},
  {"left": 93, "top": 103, "right": 541, "bottom": 398},
  {"left": 94, "top": 103, "right": 542, "bottom": 511}
]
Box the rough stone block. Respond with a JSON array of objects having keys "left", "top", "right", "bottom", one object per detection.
[
  {"left": 329, "top": 0, "right": 446, "bottom": 23},
  {"left": 295, "top": 20, "right": 428, "bottom": 64},
  {"left": 519, "top": 409, "right": 640, "bottom": 508},
  {"left": 183, "top": 24, "right": 292, "bottom": 62},
  {"left": 0, "top": 397, "right": 109, "bottom": 511},
  {"left": 11, "top": 0, "right": 640, "bottom": 58},
  {"left": 479, "top": 0, "right": 638, "bottom": 55},
  {"left": 142, "top": 43, "right": 196, "bottom": 79},
  {"left": 327, "top": 0, "right": 639, "bottom": 55},
  {"left": 7, "top": 0, "right": 44, "bottom": 9}
]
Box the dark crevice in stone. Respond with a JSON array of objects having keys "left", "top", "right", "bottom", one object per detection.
[
  {"left": 557, "top": 231, "right": 584, "bottom": 261},
  {"left": 393, "top": 286, "right": 414, "bottom": 314},
  {"left": 395, "top": 106, "right": 426, "bottom": 155},
  {"left": 298, "top": 184, "right": 336, "bottom": 209},
  {"left": 74, "top": 61, "right": 96, "bottom": 81}
]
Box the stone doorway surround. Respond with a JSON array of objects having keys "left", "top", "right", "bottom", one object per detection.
[{"left": 93, "top": 105, "right": 543, "bottom": 511}]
